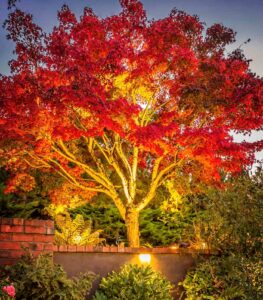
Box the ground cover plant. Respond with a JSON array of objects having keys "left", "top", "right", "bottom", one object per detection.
[{"left": 0, "top": 0, "right": 262, "bottom": 247}]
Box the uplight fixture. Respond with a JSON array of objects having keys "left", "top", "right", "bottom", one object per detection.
[{"left": 139, "top": 253, "right": 151, "bottom": 263}]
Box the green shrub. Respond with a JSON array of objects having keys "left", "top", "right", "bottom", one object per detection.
[
  {"left": 71, "top": 201, "right": 126, "bottom": 245},
  {"left": 71, "top": 202, "right": 195, "bottom": 246},
  {"left": 93, "top": 264, "right": 174, "bottom": 300},
  {"left": 180, "top": 255, "right": 263, "bottom": 300},
  {"left": 139, "top": 207, "right": 191, "bottom": 246},
  {"left": 0, "top": 250, "right": 95, "bottom": 300},
  {"left": 184, "top": 169, "right": 263, "bottom": 255}
]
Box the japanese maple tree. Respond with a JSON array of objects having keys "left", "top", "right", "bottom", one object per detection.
[{"left": 0, "top": 0, "right": 262, "bottom": 246}]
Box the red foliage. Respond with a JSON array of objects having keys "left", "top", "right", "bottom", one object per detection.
[
  {"left": 4, "top": 173, "right": 35, "bottom": 194},
  {"left": 0, "top": 0, "right": 262, "bottom": 196},
  {"left": 48, "top": 182, "right": 97, "bottom": 207}
]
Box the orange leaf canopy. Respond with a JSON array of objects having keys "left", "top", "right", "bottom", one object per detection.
[{"left": 0, "top": 0, "right": 262, "bottom": 195}]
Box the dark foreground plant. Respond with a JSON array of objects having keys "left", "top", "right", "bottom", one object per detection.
[
  {"left": 180, "top": 255, "right": 263, "bottom": 300},
  {"left": 93, "top": 264, "right": 174, "bottom": 300},
  {"left": 0, "top": 249, "right": 95, "bottom": 300}
]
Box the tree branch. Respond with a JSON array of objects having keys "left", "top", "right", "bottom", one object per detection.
[
  {"left": 136, "top": 160, "right": 181, "bottom": 211},
  {"left": 52, "top": 142, "right": 114, "bottom": 191}
]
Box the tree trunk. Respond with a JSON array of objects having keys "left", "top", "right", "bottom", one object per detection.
[{"left": 125, "top": 209, "right": 140, "bottom": 247}]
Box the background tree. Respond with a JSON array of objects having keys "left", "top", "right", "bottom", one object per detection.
[{"left": 0, "top": 0, "right": 262, "bottom": 246}]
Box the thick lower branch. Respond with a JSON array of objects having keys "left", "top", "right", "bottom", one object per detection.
[
  {"left": 52, "top": 144, "right": 114, "bottom": 190},
  {"left": 136, "top": 160, "right": 181, "bottom": 211}
]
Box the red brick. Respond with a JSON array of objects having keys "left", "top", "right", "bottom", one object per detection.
[
  {"left": 0, "top": 218, "right": 12, "bottom": 225},
  {"left": 12, "top": 234, "right": 34, "bottom": 242},
  {"left": 139, "top": 248, "right": 152, "bottom": 253},
  {"left": 24, "top": 242, "right": 44, "bottom": 251},
  {"left": 152, "top": 247, "right": 166, "bottom": 253},
  {"left": 0, "top": 241, "right": 21, "bottom": 250},
  {"left": 15, "top": 242, "right": 43, "bottom": 251},
  {"left": 76, "top": 246, "right": 85, "bottom": 252},
  {"left": 93, "top": 246, "right": 103, "bottom": 252},
  {"left": 12, "top": 218, "right": 24, "bottom": 225},
  {"left": 52, "top": 245, "right": 60, "bottom": 252},
  {"left": 33, "top": 235, "right": 54, "bottom": 243},
  {"left": 124, "top": 247, "right": 132, "bottom": 253},
  {"left": 45, "top": 220, "right": 54, "bottom": 228},
  {"left": 43, "top": 244, "right": 54, "bottom": 251},
  {"left": 163, "top": 249, "right": 177, "bottom": 254},
  {"left": 117, "top": 247, "right": 125, "bottom": 253},
  {"left": 56, "top": 245, "right": 68, "bottom": 252},
  {"left": 1, "top": 225, "right": 24, "bottom": 233},
  {"left": 0, "top": 258, "right": 16, "bottom": 265},
  {"left": 168, "top": 248, "right": 179, "bottom": 254},
  {"left": 130, "top": 248, "right": 140, "bottom": 253},
  {"left": 46, "top": 227, "right": 54, "bottom": 235},
  {"left": 102, "top": 246, "right": 111, "bottom": 252},
  {"left": 42, "top": 250, "right": 54, "bottom": 255},
  {"left": 0, "top": 233, "right": 12, "bottom": 241},
  {"left": 152, "top": 248, "right": 161, "bottom": 253},
  {"left": 25, "top": 219, "right": 46, "bottom": 227},
  {"left": 9, "top": 250, "right": 25, "bottom": 258},
  {"left": 67, "top": 245, "right": 77, "bottom": 252},
  {"left": 0, "top": 250, "right": 11, "bottom": 258},
  {"left": 24, "top": 226, "right": 45, "bottom": 234},
  {"left": 84, "top": 246, "right": 94, "bottom": 252},
  {"left": 110, "top": 246, "right": 118, "bottom": 253}
]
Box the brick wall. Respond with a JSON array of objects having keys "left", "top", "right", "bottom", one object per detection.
[
  {"left": 53, "top": 245, "right": 205, "bottom": 254},
  {"left": 0, "top": 218, "right": 54, "bottom": 265},
  {"left": 0, "top": 217, "right": 211, "bottom": 267}
]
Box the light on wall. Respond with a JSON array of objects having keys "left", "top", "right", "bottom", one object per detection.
[{"left": 139, "top": 254, "right": 151, "bottom": 263}]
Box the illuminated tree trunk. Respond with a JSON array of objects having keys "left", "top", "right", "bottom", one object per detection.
[{"left": 125, "top": 209, "right": 140, "bottom": 247}]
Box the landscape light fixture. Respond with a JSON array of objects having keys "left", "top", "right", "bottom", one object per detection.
[{"left": 139, "top": 254, "right": 151, "bottom": 263}]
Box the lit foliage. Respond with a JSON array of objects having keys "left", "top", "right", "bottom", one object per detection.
[
  {"left": 0, "top": 0, "right": 262, "bottom": 246},
  {"left": 181, "top": 256, "right": 263, "bottom": 300},
  {"left": 48, "top": 182, "right": 97, "bottom": 208},
  {"left": 93, "top": 264, "right": 174, "bottom": 300},
  {"left": 4, "top": 173, "right": 36, "bottom": 194},
  {"left": 51, "top": 211, "right": 104, "bottom": 246}
]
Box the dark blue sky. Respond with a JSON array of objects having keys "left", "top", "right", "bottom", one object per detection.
[{"left": 0, "top": 0, "right": 262, "bottom": 162}]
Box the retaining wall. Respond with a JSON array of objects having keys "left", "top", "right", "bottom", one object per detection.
[{"left": 54, "top": 246, "right": 197, "bottom": 299}]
